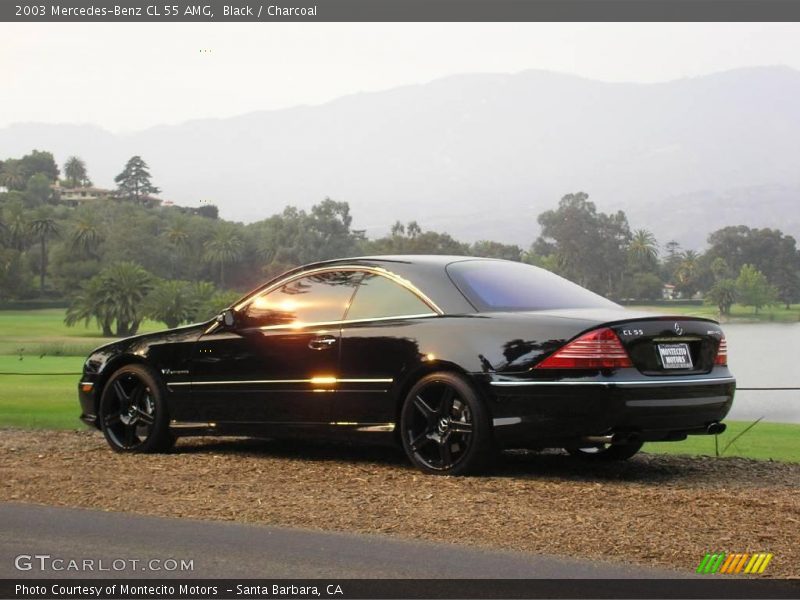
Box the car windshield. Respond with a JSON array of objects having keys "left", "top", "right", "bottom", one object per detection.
[{"left": 446, "top": 260, "right": 619, "bottom": 311}]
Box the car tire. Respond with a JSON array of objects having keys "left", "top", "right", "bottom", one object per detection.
[
  {"left": 566, "top": 440, "right": 644, "bottom": 461},
  {"left": 399, "top": 372, "right": 493, "bottom": 475},
  {"left": 98, "top": 364, "right": 175, "bottom": 453}
]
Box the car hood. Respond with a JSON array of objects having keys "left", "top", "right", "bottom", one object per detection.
[
  {"left": 83, "top": 321, "right": 212, "bottom": 376},
  {"left": 89, "top": 321, "right": 212, "bottom": 353}
]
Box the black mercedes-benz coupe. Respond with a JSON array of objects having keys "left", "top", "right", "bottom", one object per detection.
[{"left": 78, "top": 255, "right": 735, "bottom": 474}]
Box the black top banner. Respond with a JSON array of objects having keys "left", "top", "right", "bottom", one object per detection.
[{"left": 4, "top": 0, "right": 800, "bottom": 22}]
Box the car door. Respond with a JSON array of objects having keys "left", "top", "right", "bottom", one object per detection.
[
  {"left": 190, "top": 269, "right": 362, "bottom": 427},
  {"left": 336, "top": 271, "right": 439, "bottom": 426}
]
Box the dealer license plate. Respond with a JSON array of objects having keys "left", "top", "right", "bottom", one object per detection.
[{"left": 657, "top": 343, "right": 693, "bottom": 369}]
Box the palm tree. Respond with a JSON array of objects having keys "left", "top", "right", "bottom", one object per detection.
[
  {"left": 65, "top": 262, "right": 154, "bottom": 336},
  {"left": 71, "top": 214, "right": 104, "bottom": 257},
  {"left": 676, "top": 250, "right": 699, "bottom": 284},
  {"left": 3, "top": 203, "right": 30, "bottom": 251},
  {"left": 64, "top": 156, "right": 91, "bottom": 188},
  {"left": 675, "top": 249, "right": 700, "bottom": 297},
  {"left": 144, "top": 280, "right": 197, "bottom": 329},
  {"left": 187, "top": 281, "right": 218, "bottom": 321},
  {"left": 65, "top": 276, "right": 116, "bottom": 336},
  {"left": 165, "top": 220, "right": 191, "bottom": 250},
  {"left": 198, "top": 289, "right": 242, "bottom": 321},
  {"left": 628, "top": 229, "right": 659, "bottom": 271},
  {"left": 0, "top": 160, "right": 27, "bottom": 191},
  {"left": 203, "top": 226, "right": 243, "bottom": 287},
  {"left": 164, "top": 218, "right": 192, "bottom": 277},
  {"left": 29, "top": 211, "right": 60, "bottom": 293},
  {"left": 103, "top": 262, "right": 154, "bottom": 336}
]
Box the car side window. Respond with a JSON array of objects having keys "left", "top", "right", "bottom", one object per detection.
[
  {"left": 241, "top": 270, "right": 362, "bottom": 327},
  {"left": 346, "top": 272, "right": 435, "bottom": 321}
]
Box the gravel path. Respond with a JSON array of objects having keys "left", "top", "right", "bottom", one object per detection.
[{"left": 1, "top": 429, "right": 798, "bottom": 578}]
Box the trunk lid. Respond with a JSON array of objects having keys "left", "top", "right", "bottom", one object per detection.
[{"left": 608, "top": 317, "right": 724, "bottom": 375}]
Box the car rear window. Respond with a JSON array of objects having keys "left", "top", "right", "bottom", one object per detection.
[{"left": 446, "top": 260, "right": 619, "bottom": 311}]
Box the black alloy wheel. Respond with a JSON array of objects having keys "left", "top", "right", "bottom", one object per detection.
[
  {"left": 99, "top": 364, "right": 175, "bottom": 453},
  {"left": 400, "top": 372, "right": 492, "bottom": 475},
  {"left": 565, "top": 440, "right": 644, "bottom": 461}
]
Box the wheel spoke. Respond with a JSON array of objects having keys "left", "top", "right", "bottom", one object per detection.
[
  {"left": 113, "top": 380, "right": 129, "bottom": 402},
  {"left": 136, "top": 408, "right": 155, "bottom": 426},
  {"left": 129, "top": 382, "right": 146, "bottom": 404},
  {"left": 439, "top": 436, "right": 453, "bottom": 466},
  {"left": 409, "top": 431, "right": 433, "bottom": 452},
  {"left": 104, "top": 411, "right": 121, "bottom": 427},
  {"left": 123, "top": 425, "right": 136, "bottom": 447},
  {"left": 413, "top": 395, "right": 437, "bottom": 422},
  {"left": 448, "top": 420, "right": 473, "bottom": 434},
  {"left": 439, "top": 385, "right": 455, "bottom": 415}
]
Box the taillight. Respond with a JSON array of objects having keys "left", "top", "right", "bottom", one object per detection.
[
  {"left": 715, "top": 337, "right": 728, "bottom": 366},
  {"left": 535, "top": 327, "right": 633, "bottom": 369}
]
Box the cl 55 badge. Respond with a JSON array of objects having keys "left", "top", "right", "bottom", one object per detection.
[{"left": 621, "top": 329, "right": 644, "bottom": 336}]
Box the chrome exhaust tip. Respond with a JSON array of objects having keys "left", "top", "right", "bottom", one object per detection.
[
  {"left": 581, "top": 434, "right": 615, "bottom": 444},
  {"left": 707, "top": 422, "right": 726, "bottom": 435}
]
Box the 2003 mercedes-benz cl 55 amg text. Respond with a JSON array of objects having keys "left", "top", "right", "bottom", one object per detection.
[{"left": 78, "top": 256, "right": 735, "bottom": 474}]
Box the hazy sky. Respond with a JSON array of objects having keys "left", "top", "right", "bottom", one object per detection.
[{"left": 3, "top": 22, "right": 800, "bottom": 132}]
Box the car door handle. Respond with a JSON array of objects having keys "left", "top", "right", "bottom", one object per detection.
[{"left": 308, "top": 335, "right": 337, "bottom": 350}]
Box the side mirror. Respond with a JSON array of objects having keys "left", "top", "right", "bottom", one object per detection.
[{"left": 217, "top": 308, "right": 237, "bottom": 328}]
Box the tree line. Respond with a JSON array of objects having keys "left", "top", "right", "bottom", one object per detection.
[{"left": 1, "top": 151, "right": 798, "bottom": 335}]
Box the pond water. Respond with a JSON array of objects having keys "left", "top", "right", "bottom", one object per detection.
[{"left": 722, "top": 322, "right": 800, "bottom": 424}]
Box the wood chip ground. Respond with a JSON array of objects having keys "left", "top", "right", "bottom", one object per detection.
[{"left": 1, "top": 429, "right": 798, "bottom": 578}]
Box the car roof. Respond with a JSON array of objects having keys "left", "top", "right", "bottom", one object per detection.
[{"left": 309, "top": 254, "right": 490, "bottom": 267}]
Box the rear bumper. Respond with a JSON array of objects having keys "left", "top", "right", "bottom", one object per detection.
[{"left": 482, "top": 372, "right": 735, "bottom": 448}]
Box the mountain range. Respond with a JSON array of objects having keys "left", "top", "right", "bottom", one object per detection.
[{"left": 2, "top": 65, "right": 799, "bottom": 249}]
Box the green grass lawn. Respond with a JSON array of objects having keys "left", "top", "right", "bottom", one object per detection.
[
  {"left": 645, "top": 421, "right": 800, "bottom": 463},
  {"left": 629, "top": 303, "right": 800, "bottom": 323},
  {"left": 0, "top": 356, "right": 86, "bottom": 429},
  {"left": 0, "top": 310, "right": 162, "bottom": 429},
  {"left": 0, "top": 309, "right": 162, "bottom": 357}
]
